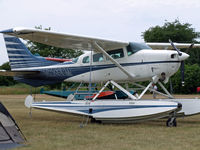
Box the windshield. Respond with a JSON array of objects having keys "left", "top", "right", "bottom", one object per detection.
[{"left": 127, "top": 42, "right": 152, "bottom": 56}]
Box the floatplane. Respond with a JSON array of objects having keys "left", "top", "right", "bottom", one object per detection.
[{"left": 1, "top": 27, "right": 200, "bottom": 126}]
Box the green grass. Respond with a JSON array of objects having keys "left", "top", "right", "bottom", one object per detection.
[
  {"left": 0, "top": 84, "right": 41, "bottom": 94},
  {"left": 0, "top": 94, "right": 200, "bottom": 150}
]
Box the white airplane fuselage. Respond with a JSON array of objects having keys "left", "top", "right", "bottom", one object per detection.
[
  {"left": 64, "top": 49, "right": 185, "bottom": 83},
  {"left": 12, "top": 48, "right": 187, "bottom": 85}
]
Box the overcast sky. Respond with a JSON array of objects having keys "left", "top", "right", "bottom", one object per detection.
[{"left": 0, "top": 0, "right": 200, "bottom": 65}]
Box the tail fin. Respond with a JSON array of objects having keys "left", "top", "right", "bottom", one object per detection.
[{"left": 3, "top": 34, "right": 57, "bottom": 70}]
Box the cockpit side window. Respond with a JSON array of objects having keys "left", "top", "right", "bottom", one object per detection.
[
  {"left": 93, "top": 53, "right": 104, "bottom": 62},
  {"left": 107, "top": 49, "right": 124, "bottom": 59},
  {"left": 82, "top": 56, "right": 90, "bottom": 63},
  {"left": 72, "top": 57, "right": 79, "bottom": 63},
  {"left": 127, "top": 45, "right": 134, "bottom": 56},
  {"left": 126, "top": 42, "right": 152, "bottom": 56}
]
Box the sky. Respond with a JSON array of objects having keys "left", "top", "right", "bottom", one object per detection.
[{"left": 0, "top": 0, "right": 200, "bottom": 65}]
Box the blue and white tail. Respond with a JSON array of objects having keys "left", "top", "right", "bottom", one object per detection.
[{"left": 3, "top": 34, "right": 57, "bottom": 70}]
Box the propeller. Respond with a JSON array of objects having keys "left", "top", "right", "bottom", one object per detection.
[{"left": 169, "top": 39, "right": 190, "bottom": 86}]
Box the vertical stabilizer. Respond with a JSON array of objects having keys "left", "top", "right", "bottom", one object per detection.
[{"left": 3, "top": 34, "right": 57, "bottom": 70}]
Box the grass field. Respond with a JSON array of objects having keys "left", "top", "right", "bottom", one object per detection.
[
  {"left": 0, "top": 84, "right": 41, "bottom": 95},
  {"left": 1, "top": 94, "right": 200, "bottom": 150}
]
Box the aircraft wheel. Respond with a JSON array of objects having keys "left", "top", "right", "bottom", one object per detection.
[{"left": 166, "top": 118, "right": 177, "bottom": 127}]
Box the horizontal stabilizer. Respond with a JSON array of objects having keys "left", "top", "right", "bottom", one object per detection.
[{"left": 0, "top": 70, "right": 39, "bottom": 77}]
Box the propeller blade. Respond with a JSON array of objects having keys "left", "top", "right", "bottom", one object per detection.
[
  {"left": 180, "top": 61, "right": 185, "bottom": 86},
  {"left": 169, "top": 39, "right": 182, "bottom": 56}
]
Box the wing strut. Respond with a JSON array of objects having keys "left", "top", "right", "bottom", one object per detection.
[
  {"left": 92, "top": 80, "right": 137, "bottom": 100},
  {"left": 93, "top": 42, "right": 135, "bottom": 80}
]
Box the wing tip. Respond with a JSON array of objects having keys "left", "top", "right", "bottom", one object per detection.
[
  {"left": 0, "top": 28, "right": 14, "bottom": 34},
  {"left": 0, "top": 27, "right": 33, "bottom": 34}
]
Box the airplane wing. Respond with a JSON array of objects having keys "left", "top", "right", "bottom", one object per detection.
[
  {"left": 0, "top": 27, "right": 129, "bottom": 51},
  {"left": 0, "top": 27, "right": 134, "bottom": 80},
  {"left": 0, "top": 70, "right": 40, "bottom": 77},
  {"left": 146, "top": 42, "right": 200, "bottom": 50}
]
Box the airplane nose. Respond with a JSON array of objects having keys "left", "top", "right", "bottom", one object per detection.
[{"left": 179, "top": 52, "right": 189, "bottom": 61}]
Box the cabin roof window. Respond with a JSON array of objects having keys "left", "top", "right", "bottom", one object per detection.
[
  {"left": 82, "top": 56, "right": 90, "bottom": 63},
  {"left": 107, "top": 48, "right": 124, "bottom": 59},
  {"left": 127, "top": 42, "right": 152, "bottom": 56},
  {"left": 93, "top": 53, "right": 104, "bottom": 62}
]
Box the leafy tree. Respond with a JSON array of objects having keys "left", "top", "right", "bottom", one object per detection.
[
  {"left": 164, "top": 64, "right": 200, "bottom": 94},
  {"left": 0, "top": 62, "right": 16, "bottom": 86},
  {"left": 184, "top": 48, "right": 200, "bottom": 66},
  {"left": 26, "top": 25, "right": 83, "bottom": 58},
  {"left": 142, "top": 19, "right": 200, "bottom": 42},
  {"left": 0, "top": 62, "right": 11, "bottom": 70}
]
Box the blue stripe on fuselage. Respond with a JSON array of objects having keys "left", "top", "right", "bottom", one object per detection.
[
  {"left": 57, "top": 60, "right": 180, "bottom": 77},
  {"left": 33, "top": 103, "right": 177, "bottom": 114}
]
